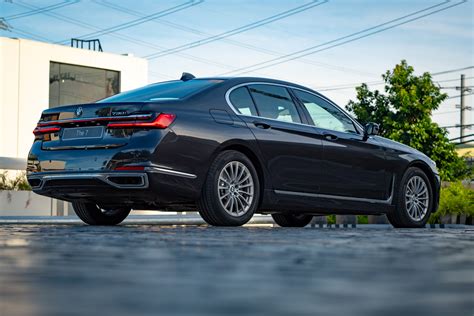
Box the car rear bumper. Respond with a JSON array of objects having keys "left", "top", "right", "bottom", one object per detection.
[
  {"left": 27, "top": 169, "right": 200, "bottom": 207},
  {"left": 28, "top": 172, "right": 149, "bottom": 190}
]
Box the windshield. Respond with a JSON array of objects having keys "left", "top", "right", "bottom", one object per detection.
[{"left": 99, "top": 79, "right": 224, "bottom": 103}]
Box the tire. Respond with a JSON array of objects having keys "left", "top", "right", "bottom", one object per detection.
[
  {"left": 387, "top": 167, "right": 434, "bottom": 228},
  {"left": 72, "top": 201, "right": 131, "bottom": 226},
  {"left": 197, "top": 150, "right": 260, "bottom": 226},
  {"left": 272, "top": 213, "right": 313, "bottom": 227}
]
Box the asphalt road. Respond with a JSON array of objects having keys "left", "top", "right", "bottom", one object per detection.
[{"left": 0, "top": 225, "right": 473, "bottom": 316}]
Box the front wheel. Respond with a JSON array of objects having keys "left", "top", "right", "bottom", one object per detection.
[
  {"left": 197, "top": 150, "right": 260, "bottom": 226},
  {"left": 272, "top": 213, "right": 313, "bottom": 227},
  {"left": 387, "top": 167, "right": 433, "bottom": 228},
  {"left": 72, "top": 201, "right": 131, "bottom": 226}
]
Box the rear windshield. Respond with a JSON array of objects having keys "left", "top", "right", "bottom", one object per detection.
[{"left": 98, "top": 79, "right": 223, "bottom": 103}]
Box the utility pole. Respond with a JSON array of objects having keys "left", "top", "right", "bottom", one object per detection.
[
  {"left": 460, "top": 74, "right": 466, "bottom": 140},
  {"left": 456, "top": 74, "right": 472, "bottom": 142}
]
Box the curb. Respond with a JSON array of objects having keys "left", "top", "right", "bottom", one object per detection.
[
  {"left": 0, "top": 216, "right": 471, "bottom": 229},
  {"left": 309, "top": 223, "right": 472, "bottom": 229},
  {"left": 0, "top": 215, "right": 275, "bottom": 226}
]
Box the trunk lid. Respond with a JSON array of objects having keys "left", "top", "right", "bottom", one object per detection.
[{"left": 36, "top": 102, "right": 149, "bottom": 150}]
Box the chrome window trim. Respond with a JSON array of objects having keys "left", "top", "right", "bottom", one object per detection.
[{"left": 225, "top": 82, "right": 364, "bottom": 135}]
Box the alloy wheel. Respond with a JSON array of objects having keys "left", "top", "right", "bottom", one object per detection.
[
  {"left": 217, "top": 161, "right": 255, "bottom": 217},
  {"left": 405, "top": 175, "right": 429, "bottom": 221}
]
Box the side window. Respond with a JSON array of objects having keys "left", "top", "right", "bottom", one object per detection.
[
  {"left": 229, "top": 87, "right": 258, "bottom": 116},
  {"left": 248, "top": 84, "right": 301, "bottom": 123},
  {"left": 293, "top": 90, "right": 357, "bottom": 134}
]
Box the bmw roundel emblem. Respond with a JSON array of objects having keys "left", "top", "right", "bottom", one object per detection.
[{"left": 76, "top": 106, "right": 83, "bottom": 117}]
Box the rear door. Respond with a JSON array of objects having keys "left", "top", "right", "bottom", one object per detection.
[
  {"left": 292, "top": 89, "right": 389, "bottom": 200},
  {"left": 228, "top": 83, "right": 325, "bottom": 194}
]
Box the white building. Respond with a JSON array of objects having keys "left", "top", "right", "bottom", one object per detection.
[{"left": 0, "top": 37, "right": 148, "bottom": 160}]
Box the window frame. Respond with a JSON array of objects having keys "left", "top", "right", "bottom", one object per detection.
[
  {"left": 226, "top": 83, "right": 309, "bottom": 126},
  {"left": 291, "top": 89, "right": 361, "bottom": 135},
  {"left": 228, "top": 86, "right": 260, "bottom": 117},
  {"left": 246, "top": 84, "right": 304, "bottom": 124},
  {"left": 49, "top": 61, "right": 121, "bottom": 108},
  {"left": 225, "top": 82, "right": 364, "bottom": 134}
]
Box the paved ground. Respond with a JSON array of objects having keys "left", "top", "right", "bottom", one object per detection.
[{"left": 0, "top": 224, "right": 472, "bottom": 316}]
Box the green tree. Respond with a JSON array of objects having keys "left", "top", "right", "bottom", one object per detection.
[{"left": 346, "top": 60, "right": 469, "bottom": 181}]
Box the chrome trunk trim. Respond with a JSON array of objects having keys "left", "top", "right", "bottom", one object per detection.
[{"left": 145, "top": 166, "right": 197, "bottom": 179}]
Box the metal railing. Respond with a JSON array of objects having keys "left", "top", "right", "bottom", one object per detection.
[{"left": 70, "top": 38, "right": 103, "bottom": 52}]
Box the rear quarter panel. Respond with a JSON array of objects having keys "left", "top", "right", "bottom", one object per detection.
[{"left": 140, "top": 90, "right": 264, "bottom": 200}]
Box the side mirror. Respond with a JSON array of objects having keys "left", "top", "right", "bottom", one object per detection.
[{"left": 364, "top": 122, "right": 380, "bottom": 138}]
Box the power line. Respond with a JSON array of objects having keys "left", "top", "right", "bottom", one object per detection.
[
  {"left": 446, "top": 93, "right": 474, "bottom": 99},
  {"left": 449, "top": 133, "right": 474, "bottom": 141},
  {"left": 313, "top": 76, "right": 473, "bottom": 92},
  {"left": 433, "top": 110, "right": 459, "bottom": 115},
  {"left": 316, "top": 81, "right": 385, "bottom": 91},
  {"left": 456, "top": 139, "right": 474, "bottom": 145},
  {"left": 219, "top": 1, "right": 466, "bottom": 75},
  {"left": 440, "top": 85, "right": 474, "bottom": 89},
  {"left": 436, "top": 76, "right": 474, "bottom": 83},
  {"left": 12, "top": 0, "right": 243, "bottom": 71},
  {"left": 6, "top": 25, "right": 53, "bottom": 42},
  {"left": 56, "top": 0, "right": 203, "bottom": 44},
  {"left": 441, "top": 124, "right": 474, "bottom": 129},
  {"left": 226, "top": 1, "right": 467, "bottom": 75},
  {"left": 3, "top": 0, "right": 78, "bottom": 21},
  {"left": 95, "top": 0, "right": 376, "bottom": 77},
  {"left": 432, "top": 66, "right": 474, "bottom": 76},
  {"left": 144, "top": 0, "right": 329, "bottom": 59}
]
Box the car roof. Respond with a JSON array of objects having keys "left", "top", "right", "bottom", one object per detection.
[
  {"left": 194, "top": 76, "right": 318, "bottom": 94},
  {"left": 147, "top": 76, "right": 320, "bottom": 96}
]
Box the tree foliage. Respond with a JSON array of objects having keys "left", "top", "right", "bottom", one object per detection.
[{"left": 346, "top": 60, "right": 469, "bottom": 181}]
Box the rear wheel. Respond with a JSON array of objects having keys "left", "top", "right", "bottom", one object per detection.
[
  {"left": 272, "top": 213, "right": 313, "bottom": 227},
  {"left": 197, "top": 150, "right": 260, "bottom": 226},
  {"left": 72, "top": 201, "right": 131, "bottom": 226},
  {"left": 387, "top": 167, "right": 433, "bottom": 228}
]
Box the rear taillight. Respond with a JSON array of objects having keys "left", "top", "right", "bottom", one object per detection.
[
  {"left": 107, "top": 113, "right": 176, "bottom": 129},
  {"left": 33, "top": 126, "right": 61, "bottom": 135}
]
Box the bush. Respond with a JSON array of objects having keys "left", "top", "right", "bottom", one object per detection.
[
  {"left": 429, "top": 182, "right": 474, "bottom": 223},
  {"left": 357, "top": 215, "right": 368, "bottom": 224},
  {"left": 327, "top": 214, "right": 335, "bottom": 224},
  {"left": 0, "top": 171, "right": 31, "bottom": 191},
  {"left": 324, "top": 215, "right": 368, "bottom": 224}
]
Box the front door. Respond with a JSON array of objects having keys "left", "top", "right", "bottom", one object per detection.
[{"left": 292, "top": 89, "right": 389, "bottom": 200}]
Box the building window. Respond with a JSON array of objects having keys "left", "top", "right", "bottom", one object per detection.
[{"left": 49, "top": 62, "right": 120, "bottom": 108}]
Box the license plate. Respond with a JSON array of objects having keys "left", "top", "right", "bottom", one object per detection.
[{"left": 62, "top": 126, "right": 104, "bottom": 140}]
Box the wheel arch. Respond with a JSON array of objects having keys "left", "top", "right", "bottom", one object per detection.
[
  {"left": 211, "top": 141, "right": 268, "bottom": 208},
  {"left": 404, "top": 160, "right": 439, "bottom": 209}
]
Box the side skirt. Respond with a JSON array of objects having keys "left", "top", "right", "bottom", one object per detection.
[{"left": 267, "top": 178, "right": 396, "bottom": 215}]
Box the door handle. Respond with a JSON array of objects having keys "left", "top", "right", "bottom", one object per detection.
[
  {"left": 323, "top": 133, "right": 338, "bottom": 141},
  {"left": 253, "top": 121, "right": 271, "bottom": 129}
]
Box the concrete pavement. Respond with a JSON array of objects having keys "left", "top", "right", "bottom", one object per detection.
[{"left": 0, "top": 224, "right": 472, "bottom": 316}]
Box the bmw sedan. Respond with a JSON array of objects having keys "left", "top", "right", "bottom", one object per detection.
[{"left": 27, "top": 73, "right": 440, "bottom": 228}]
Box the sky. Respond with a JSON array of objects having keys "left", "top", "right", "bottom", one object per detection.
[{"left": 1, "top": 0, "right": 473, "bottom": 140}]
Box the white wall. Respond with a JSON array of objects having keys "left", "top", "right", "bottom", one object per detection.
[{"left": 0, "top": 37, "right": 148, "bottom": 160}]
